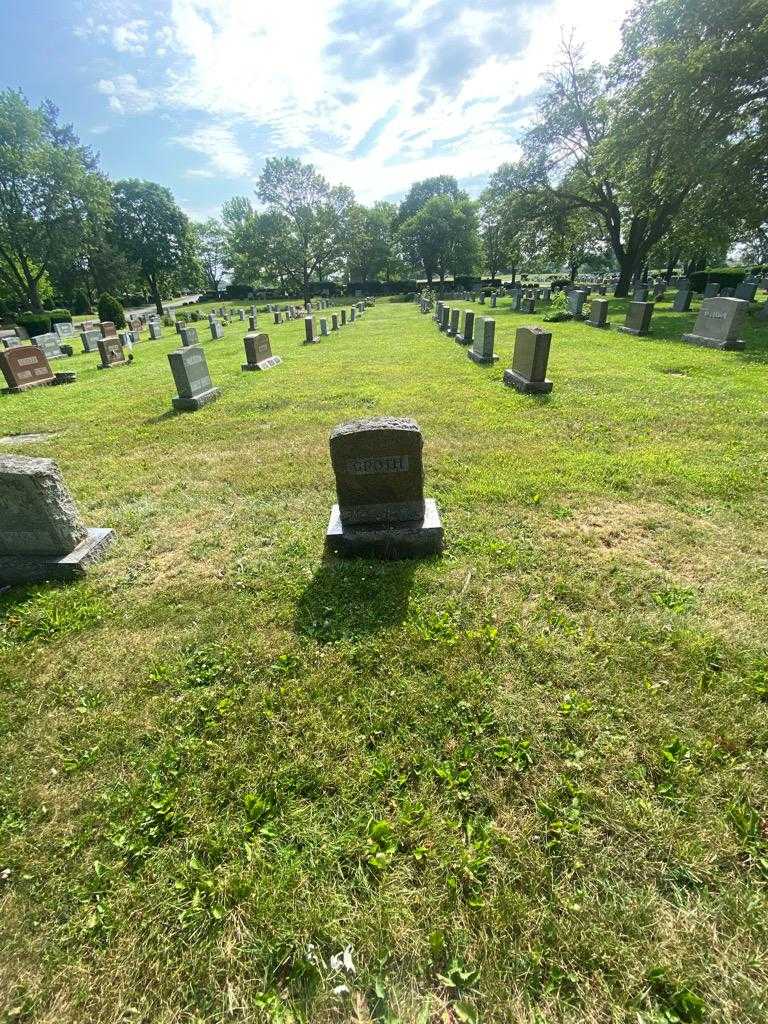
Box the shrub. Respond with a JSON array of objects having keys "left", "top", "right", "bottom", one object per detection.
[
  {"left": 689, "top": 267, "right": 748, "bottom": 293},
  {"left": 49, "top": 308, "right": 72, "bottom": 325},
  {"left": 16, "top": 312, "right": 53, "bottom": 336},
  {"left": 97, "top": 293, "right": 126, "bottom": 329},
  {"left": 542, "top": 291, "right": 572, "bottom": 323},
  {"left": 72, "top": 289, "right": 91, "bottom": 315}
]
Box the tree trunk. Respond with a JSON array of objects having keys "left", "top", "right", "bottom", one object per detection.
[
  {"left": 614, "top": 254, "right": 642, "bottom": 297},
  {"left": 27, "top": 276, "right": 43, "bottom": 313},
  {"left": 570, "top": 263, "right": 578, "bottom": 283},
  {"left": 509, "top": 266, "right": 517, "bottom": 285},
  {"left": 148, "top": 277, "right": 163, "bottom": 315}
]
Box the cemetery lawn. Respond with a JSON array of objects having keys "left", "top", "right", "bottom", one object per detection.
[{"left": 2, "top": 296, "right": 768, "bottom": 1024}]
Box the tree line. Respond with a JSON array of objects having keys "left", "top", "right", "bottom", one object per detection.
[{"left": 1, "top": 0, "right": 765, "bottom": 315}]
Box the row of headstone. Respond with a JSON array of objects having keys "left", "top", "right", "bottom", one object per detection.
[{"left": 432, "top": 304, "right": 498, "bottom": 365}]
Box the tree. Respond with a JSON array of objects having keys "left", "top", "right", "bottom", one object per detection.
[
  {"left": 257, "top": 157, "right": 353, "bottom": 302},
  {"left": 398, "top": 195, "right": 480, "bottom": 286},
  {"left": 195, "top": 218, "right": 227, "bottom": 293},
  {"left": 396, "top": 176, "right": 463, "bottom": 227},
  {"left": 500, "top": 1, "right": 768, "bottom": 295},
  {"left": 346, "top": 201, "right": 396, "bottom": 284},
  {"left": 0, "top": 90, "right": 109, "bottom": 311},
  {"left": 111, "top": 179, "right": 198, "bottom": 314}
]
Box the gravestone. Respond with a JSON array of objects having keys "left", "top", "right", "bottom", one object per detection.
[
  {"left": 567, "top": 291, "right": 587, "bottom": 318},
  {"left": 100, "top": 321, "right": 117, "bottom": 338},
  {"left": 168, "top": 346, "right": 220, "bottom": 411},
  {"left": 512, "top": 291, "right": 522, "bottom": 312},
  {"left": 210, "top": 320, "right": 224, "bottom": 340},
  {"left": 541, "top": 287, "right": 551, "bottom": 303},
  {"left": 703, "top": 282, "right": 720, "bottom": 298},
  {"left": 456, "top": 310, "right": 474, "bottom": 345},
  {"left": 33, "top": 332, "right": 70, "bottom": 360},
  {"left": 735, "top": 280, "right": 758, "bottom": 302},
  {"left": 325, "top": 417, "right": 444, "bottom": 559},
  {"left": 350, "top": 307, "right": 356, "bottom": 322},
  {"left": 755, "top": 301, "right": 768, "bottom": 322},
  {"left": 249, "top": 315, "right": 258, "bottom": 332},
  {"left": 242, "top": 332, "right": 282, "bottom": 371},
  {"left": 503, "top": 327, "right": 553, "bottom": 394},
  {"left": 439, "top": 306, "right": 450, "bottom": 332},
  {"left": 468, "top": 317, "right": 498, "bottom": 364},
  {"left": 340, "top": 309, "right": 347, "bottom": 326},
  {"left": 1, "top": 335, "right": 22, "bottom": 349},
  {"left": 491, "top": 293, "right": 497, "bottom": 308},
  {"left": 81, "top": 328, "right": 102, "bottom": 352},
  {"left": 53, "top": 321, "right": 74, "bottom": 340},
  {"left": 598, "top": 284, "right": 607, "bottom": 295},
  {"left": 149, "top": 322, "right": 163, "bottom": 340},
  {"left": 304, "top": 317, "right": 318, "bottom": 344},
  {"left": 523, "top": 297, "right": 535, "bottom": 314},
  {"left": 97, "top": 336, "right": 130, "bottom": 369},
  {"left": 586, "top": 298, "right": 610, "bottom": 329},
  {"left": 447, "top": 308, "right": 460, "bottom": 337},
  {"left": 273, "top": 311, "right": 282, "bottom": 325},
  {"left": 721, "top": 286, "right": 735, "bottom": 298},
  {"left": 180, "top": 326, "right": 199, "bottom": 347},
  {"left": 633, "top": 286, "right": 649, "bottom": 302},
  {"left": 320, "top": 317, "right": 329, "bottom": 337},
  {"left": 617, "top": 302, "right": 654, "bottom": 337},
  {"left": 331, "top": 313, "right": 339, "bottom": 331},
  {"left": 434, "top": 301, "right": 443, "bottom": 323},
  {"left": 118, "top": 330, "right": 137, "bottom": 348},
  {"left": 478, "top": 292, "right": 485, "bottom": 304},
  {"left": 672, "top": 287, "right": 692, "bottom": 313},
  {"left": 0, "top": 455, "right": 115, "bottom": 582},
  {"left": 1, "top": 346, "right": 62, "bottom": 393},
  {"left": 681, "top": 297, "right": 748, "bottom": 350},
  {"left": 238, "top": 308, "right": 245, "bottom": 321}
]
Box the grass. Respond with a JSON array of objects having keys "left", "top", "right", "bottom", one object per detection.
[{"left": 1, "top": 292, "right": 767, "bottom": 1024}]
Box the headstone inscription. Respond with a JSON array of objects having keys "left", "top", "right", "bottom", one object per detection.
[
  {"left": 456, "top": 310, "right": 475, "bottom": 345},
  {"left": 325, "top": 417, "right": 444, "bottom": 559},
  {"left": 586, "top": 298, "right": 610, "bottom": 329},
  {"left": 149, "top": 322, "right": 163, "bottom": 340},
  {"left": 242, "top": 332, "right": 282, "bottom": 371},
  {"left": 97, "top": 336, "right": 130, "bottom": 369},
  {"left": 468, "top": 317, "right": 498, "bottom": 364},
  {"left": 672, "top": 287, "right": 692, "bottom": 312},
  {"left": 180, "top": 326, "right": 199, "bottom": 347},
  {"left": 616, "top": 302, "right": 654, "bottom": 337},
  {"left": 447, "top": 308, "right": 460, "bottom": 337},
  {"left": 503, "top": 327, "right": 553, "bottom": 394},
  {"left": 80, "top": 328, "right": 102, "bottom": 352},
  {"left": 681, "top": 297, "right": 748, "bottom": 350},
  {"left": 0, "top": 455, "right": 115, "bottom": 583},
  {"left": 304, "top": 317, "right": 318, "bottom": 344},
  {"left": 168, "top": 346, "right": 220, "bottom": 411}
]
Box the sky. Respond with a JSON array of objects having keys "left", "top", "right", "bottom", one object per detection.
[{"left": 2, "top": 0, "right": 633, "bottom": 222}]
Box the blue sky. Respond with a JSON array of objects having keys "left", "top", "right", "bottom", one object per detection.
[{"left": 2, "top": 0, "right": 631, "bottom": 222}]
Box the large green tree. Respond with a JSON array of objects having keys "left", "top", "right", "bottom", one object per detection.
[
  {"left": 111, "top": 179, "right": 198, "bottom": 313},
  {"left": 0, "top": 90, "right": 108, "bottom": 311},
  {"left": 398, "top": 195, "right": 479, "bottom": 286},
  {"left": 345, "top": 201, "right": 397, "bottom": 284},
  {"left": 195, "top": 218, "right": 228, "bottom": 293},
  {"left": 256, "top": 158, "right": 353, "bottom": 302}
]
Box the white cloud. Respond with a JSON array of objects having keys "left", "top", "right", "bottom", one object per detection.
[
  {"left": 90, "top": 125, "right": 110, "bottom": 135},
  {"left": 113, "top": 19, "right": 149, "bottom": 51},
  {"left": 97, "top": 73, "right": 157, "bottom": 114},
  {"left": 173, "top": 124, "right": 253, "bottom": 178}
]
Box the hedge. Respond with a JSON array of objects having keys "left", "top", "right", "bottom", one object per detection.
[
  {"left": 689, "top": 267, "right": 750, "bottom": 292},
  {"left": 49, "top": 308, "right": 72, "bottom": 325},
  {"left": 97, "top": 293, "right": 126, "bottom": 329},
  {"left": 16, "top": 312, "right": 53, "bottom": 336}
]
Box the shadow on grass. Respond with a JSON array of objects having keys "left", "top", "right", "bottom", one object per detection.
[
  {"left": 143, "top": 409, "right": 177, "bottom": 425},
  {"left": 295, "top": 554, "right": 418, "bottom": 642}
]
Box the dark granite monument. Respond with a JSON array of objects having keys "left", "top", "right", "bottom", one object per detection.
[
  {"left": 180, "top": 326, "right": 199, "bottom": 347},
  {"left": 586, "top": 298, "right": 610, "bottom": 329},
  {"left": 97, "top": 336, "right": 130, "bottom": 369},
  {"left": 304, "top": 316, "right": 318, "bottom": 344},
  {"left": 672, "top": 286, "right": 692, "bottom": 313},
  {"left": 681, "top": 297, "right": 748, "bottom": 350},
  {"left": 168, "top": 346, "right": 220, "bottom": 411},
  {"left": 0, "top": 455, "right": 114, "bottom": 583},
  {"left": 456, "top": 310, "right": 475, "bottom": 345},
  {"left": 447, "top": 308, "right": 460, "bottom": 337},
  {"left": 468, "top": 317, "right": 498, "bottom": 364},
  {"left": 503, "top": 326, "right": 553, "bottom": 394},
  {"left": 325, "top": 417, "right": 443, "bottom": 559},
  {"left": 616, "top": 301, "right": 654, "bottom": 337},
  {"left": 242, "top": 332, "right": 282, "bottom": 371}
]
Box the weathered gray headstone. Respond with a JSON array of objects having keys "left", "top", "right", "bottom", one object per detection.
[
  {"left": 149, "top": 322, "right": 163, "bottom": 340},
  {"left": 320, "top": 317, "right": 329, "bottom": 337},
  {"left": 242, "top": 332, "right": 282, "bottom": 371},
  {"left": 180, "top": 326, "right": 199, "bottom": 347},
  {"left": 755, "top": 301, "right": 768, "bottom": 322},
  {"left": 439, "top": 306, "right": 450, "bottom": 332},
  {"left": 53, "top": 321, "right": 74, "bottom": 340},
  {"left": 586, "top": 298, "right": 610, "bottom": 329},
  {"left": 0, "top": 455, "right": 115, "bottom": 583},
  {"left": 249, "top": 315, "right": 258, "bottom": 332},
  {"left": 81, "top": 328, "right": 102, "bottom": 352},
  {"left": 735, "top": 280, "right": 758, "bottom": 302},
  {"left": 273, "top": 311, "right": 283, "bottom": 325},
  {"left": 703, "top": 282, "right": 720, "bottom": 299},
  {"left": 503, "top": 327, "right": 553, "bottom": 394},
  {"left": 350, "top": 307, "right": 356, "bottom": 322},
  {"left": 512, "top": 291, "right": 522, "bottom": 312},
  {"left": 616, "top": 301, "right": 654, "bottom": 337},
  {"left": 168, "top": 346, "right": 220, "bottom": 411},
  {"left": 304, "top": 317, "right": 318, "bottom": 344},
  {"left": 331, "top": 313, "right": 339, "bottom": 331},
  {"left": 633, "top": 285, "right": 649, "bottom": 302},
  {"left": 447, "top": 308, "right": 460, "bottom": 337},
  {"left": 33, "top": 332, "right": 70, "bottom": 360},
  {"left": 567, "top": 291, "right": 587, "bottom": 318},
  {"left": 468, "top": 317, "right": 498, "bottom": 364},
  {"left": 340, "top": 309, "right": 347, "bottom": 326},
  {"left": 456, "top": 310, "right": 474, "bottom": 346},
  {"left": 681, "top": 297, "right": 748, "bottom": 350},
  {"left": 672, "top": 287, "right": 692, "bottom": 313},
  {"left": 325, "top": 417, "right": 443, "bottom": 559},
  {"left": 210, "top": 320, "right": 224, "bottom": 340}
]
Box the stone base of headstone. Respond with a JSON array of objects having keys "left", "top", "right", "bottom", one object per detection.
[
  {"left": 0, "top": 527, "right": 115, "bottom": 584},
  {"left": 503, "top": 369, "right": 553, "bottom": 394},
  {"left": 616, "top": 326, "right": 646, "bottom": 337},
  {"left": 242, "top": 356, "right": 283, "bottom": 371},
  {"left": 455, "top": 334, "right": 472, "bottom": 345},
  {"left": 680, "top": 333, "right": 745, "bottom": 351},
  {"left": 171, "top": 387, "right": 221, "bottom": 411},
  {"left": 467, "top": 349, "right": 498, "bottom": 364},
  {"left": 325, "top": 499, "right": 443, "bottom": 559},
  {"left": 2, "top": 371, "right": 77, "bottom": 395},
  {"left": 586, "top": 320, "right": 611, "bottom": 330},
  {"left": 97, "top": 357, "right": 133, "bottom": 370}
]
